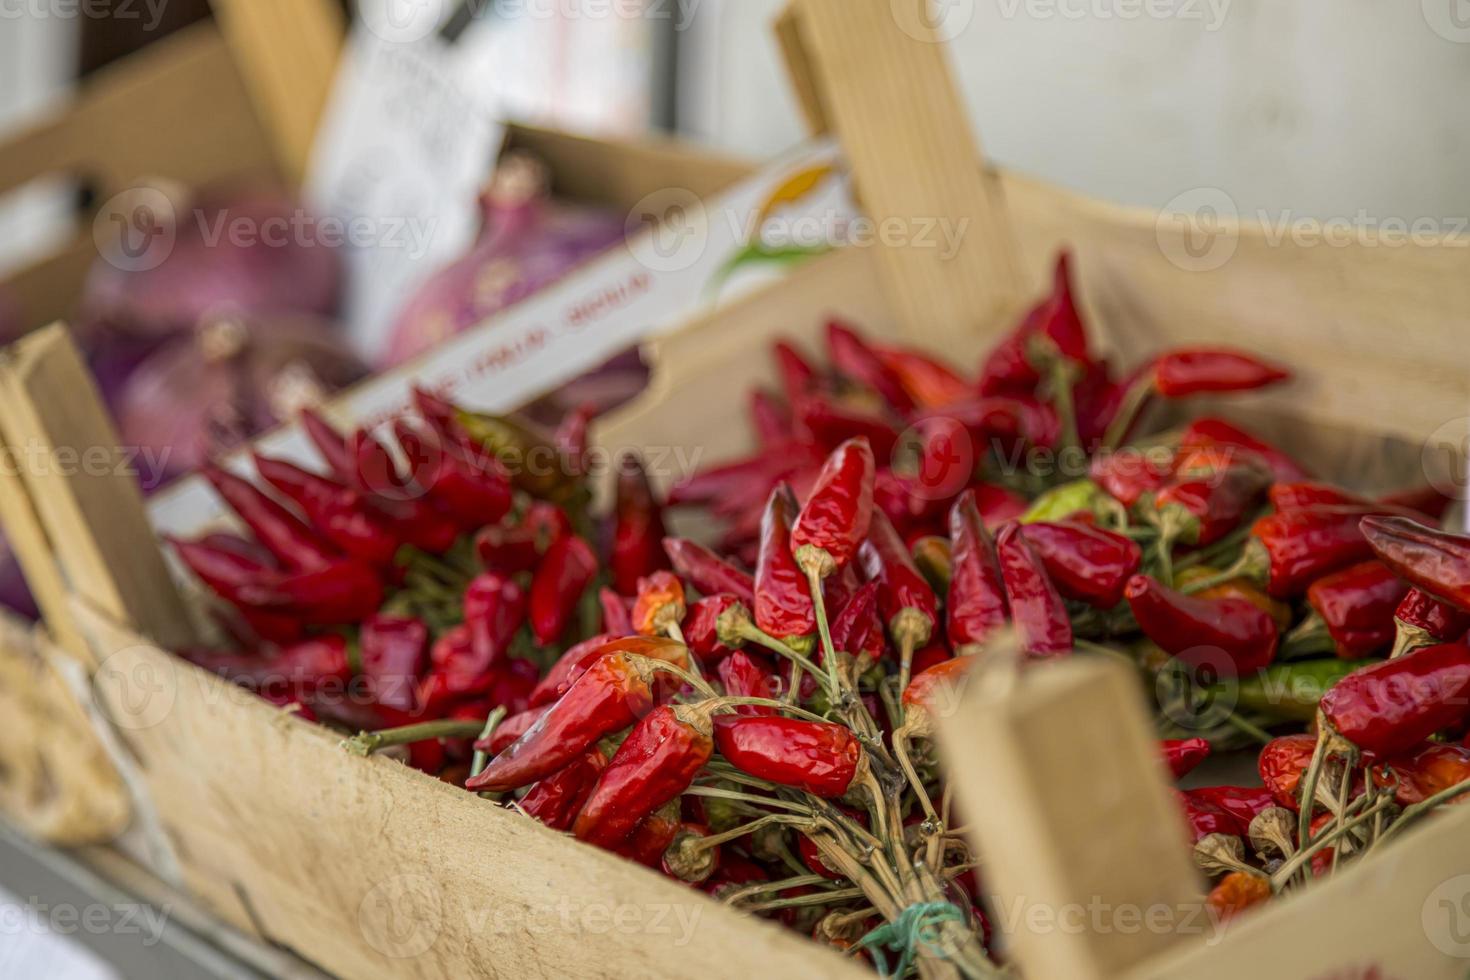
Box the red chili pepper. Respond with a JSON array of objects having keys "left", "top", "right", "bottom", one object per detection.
[
  {"left": 1304, "top": 560, "right": 1407, "bottom": 659},
  {"left": 946, "top": 490, "right": 1008, "bottom": 650},
  {"left": 749, "top": 389, "right": 793, "bottom": 448},
  {"left": 1149, "top": 349, "right": 1291, "bottom": 398},
  {"left": 633, "top": 571, "right": 687, "bottom": 638},
  {"left": 299, "top": 407, "right": 358, "bottom": 484},
  {"left": 520, "top": 748, "right": 609, "bottom": 832},
  {"left": 181, "top": 635, "right": 352, "bottom": 696},
  {"left": 662, "top": 537, "right": 754, "bottom": 606},
  {"left": 1176, "top": 790, "right": 1244, "bottom": 842},
  {"left": 529, "top": 635, "right": 689, "bottom": 709},
  {"left": 1180, "top": 417, "right": 1310, "bottom": 483},
  {"left": 994, "top": 522, "right": 1073, "bottom": 658},
  {"left": 1207, "top": 872, "right": 1272, "bottom": 922},
  {"left": 717, "top": 650, "right": 781, "bottom": 715},
  {"left": 420, "top": 626, "right": 489, "bottom": 713},
  {"left": 754, "top": 485, "right": 816, "bottom": 643},
  {"left": 900, "top": 656, "right": 978, "bottom": 737},
  {"left": 873, "top": 468, "right": 948, "bottom": 538},
  {"left": 1020, "top": 520, "right": 1141, "bottom": 609},
  {"left": 528, "top": 534, "right": 598, "bottom": 645},
  {"left": 393, "top": 418, "right": 513, "bottom": 532},
  {"left": 231, "top": 560, "right": 385, "bottom": 627},
  {"left": 477, "top": 502, "right": 569, "bottom": 575},
  {"left": 611, "top": 453, "right": 670, "bottom": 595},
  {"left": 481, "top": 705, "right": 548, "bottom": 755},
  {"left": 1378, "top": 743, "right": 1470, "bottom": 806},
  {"left": 1090, "top": 447, "right": 1176, "bottom": 508},
  {"left": 798, "top": 834, "right": 845, "bottom": 880},
  {"left": 573, "top": 703, "right": 715, "bottom": 847},
  {"left": 713, "top": 714, "right": 863, "bottom": 798},
  {"left": 795, "top": 396, "right": 899, "bottom": 459},
  {"left": 202, "top": 464, "right": 339, "bottom": 572},
  {"left": 359, "top": 614, "right": 429, "bottom": 713},
  {"left": 1259, "top": 733, "right": 1318, "bottom": 810},
  {"left": 1152, "top": 447, "right": 1271, "bottom": 547},
  {"left": 1188, "top": 786, "right": 1274, "bottom": 828},
  {"left": 870, "top": 342, "right": 973, "bottom": 410},
  {"left": 343, "top": 428, "right": 461, "bottom": 553},
  {"left": 1162, "top": 738, "right": 1211, "bottom": 780},
  {"left": 1394, "top": 589, "right": 1470, "bottom": 657},
  {"left": 1379, "top": 484, "right": 1455, "bottom": 522},
  {"left": 1125, "top": 575, "right": 1278, "bottom": 678},
  {"left": 828, "top": 581, "right": 885, "bottom": 665},
  {"left": 826, "top": 319, "right": 914, "bottom": 414},
  {"left": 464, "top": 572, "right": 527, "bottom": 668},
  {"left": 1238, "top": 507, "right": 1379, "bottom": 598},
  {"left": 252, "top": 455, "right": 401, "bottom": 568},
  {"left": 467, "top": 650, "right": 658, "bottom": 792},
  {"left": 773, "top": 340, "right": 819, "bottom": 405},
  {"left": 170, "top": 534, "right": 277, "bottom": 599},
  {"left": 553, "top": 403, "right": 595, "bottom": 479},
  {"left": 598, "top": 587, "right": 634, "bottom": 637},
  {"left": 790, "top": 438, "right": 876, "bottom": 581},
  {"left": 1320, "top": 643, "right": 1470, "bottom": 757},
  {"left": 1361, "top": 516, "right": 1470, "bottom": 613},
  {"left": 1269, "top": 481, "right": 1359, "bottom": 513},
  {"left": 667, "top": 450, "right": 806, "bottom": 511},
  {"left": 861, "top": 510, "right": 939, "bottom": 658},
  {"left": 683, "top": 594, "right": 746, "bottom": 665},
  {"left": 978, "top": 252, "right": 1089, "bottom": 395}
]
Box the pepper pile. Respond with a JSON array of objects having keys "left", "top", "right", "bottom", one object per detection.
[{"left": 175, "top": 252, "right": 1469, "bottom": 974}]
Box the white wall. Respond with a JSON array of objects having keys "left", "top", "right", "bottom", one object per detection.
[{"left": 678, "top": 0, "right": 1470, "bottom": 220}]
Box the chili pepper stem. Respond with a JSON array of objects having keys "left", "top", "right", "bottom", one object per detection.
[
  {"left": 732, "top": 622, "right": 833, "bottom": 699},
  {"left": 744, "top": 887, "right": 868, "bottom": 913},
  {"left": 1047, "top": 358, "right": 1081, "bottom": 457},
  {"left": 1389, "top": 622, "right": 1435, "bottom": 660},
  {"left": 719, "top": 874, "right": 836, "bottom": 906},
  {"left": 1174, "top": 522, "right": 1253, "bottom": 574},
  {"left": 1281, "top": 613, "right": 1335, "bottom": 659},
  {"left": 683, "top": 785, "right": 815, "bottom": 815},
  {"left": 342, "top": 719, "right": 488, "bottom": 757},
  {"left": 1270, "top": 793, "right": 1396, "bottom": 891},
  {"left": 708, "top": 696, "right": 837, "bottom": 725},
  {"left": 469, "top": 707, "right": 508, "bottom": 778},
  {"left": 804, "top": 566, "right": 848, "bottom": 708},
  {"left": 690, "top": 814, "right": 814, "bottom": 853},
  {"left": 897, "top": 631, "right": 918, "bottom": 718},
  {"left": 1101, "top": 373, "right": 1156, "bottom": 453},
  {"left": 628, "top": 655, "right": 721, "bottom": 700},
  {"left": 893, "top": 728, "right": 940, "bottom": 826},
  {"left": 1371, "top": 778, "right": 1470, "bottom": 850},
  {"left": 1178, "top": 544, "right": 1267, "bottom": 596},
  {"left": 1295, "top": 728, "right": 1330, "bottom": 864},
  {"left": 1221, "top": 713, "right": 1274, "bottom": 746}
]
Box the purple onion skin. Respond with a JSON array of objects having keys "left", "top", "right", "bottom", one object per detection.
[
  {"left": 82, "top": 185, "right": 343, "bottom": 337},
  {"left": 384, "top": 197, "right": 624, "bottom": 367}
]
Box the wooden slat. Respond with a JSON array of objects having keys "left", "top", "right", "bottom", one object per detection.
[
  {"left": 208, "top": 0, "right": 345, "bottom": 185},
  {"left": 0, "top": 325, "right": 194, "bottom": 661},
  {"left": 939, "top": 657, "right": 1204, "bottom": 980},
  {"left": 777, "top": 0, "right": 1025, "bottom": 348}
]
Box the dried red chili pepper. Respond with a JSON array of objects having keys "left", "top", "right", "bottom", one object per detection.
[
  {"left": 1299, "top": 560, "right": 1407, "bottom": 659},
  {"left": 1090, "top": 446, "right": 1176, "bottom": 509},
  {"left": 230, "top": 560, "right": 385, "bottom": 627},
  {"left": 529, "top": 635, "right": 688, "bottom": 708},
  {"left": 1180, "top": 417, "right": 1309, "bottom": 483},
  {"left": 1151, "top": 447, "right": 1271, "bottom": 548},
  {"left": 633, "top": 571, "right": 687, "bottom": 638},
  {"left": 170, "top": 534, "right": 276, "bottom": 599},
  {"left": 754, "top": 485, "right": 816, "bottom": 643},
  {"left": 181, "top": 635, "right": 352, "bottom": 695},
  {"left": 1126, "top": 575, "right": 1277, "bottom": 678},
  {"left": 978, "top": 252, "right": 1089, "bottom": 395},
  {"left": 713, "top": 714, "right": 863, "bottom": 798},
  {"left": 667, "top": 450, "right": 804, "bottom": 511},
  {"left": 946, "top": 490, "right": 1008, "bottom": 651},
  {"left": 861, "top": 510, "right": 939, "bottom": 676},
  {"left": 826, "top": 319, "right": 914, "bottom": 413},
  {"left": 1361, "top": 516, "right": 1470, "bottom": 613},
  {"left": 573, "top": 702, "right": 716, "bottom": 847},
  {"left": 611, "top": 453, "right": 670, "bottom": 595},
  {"left": 420, "top": 627, "right": 489, "bottom": 713},
  {"left": 359, "top": 614, "right": 429, "bottom": 713},
  {"left": 520, "top": 748, "right": 609, "bottom": 831},
  {"left": 477, "top": 502, "right": 569, "bottom": 575},
  {"left": 1258, "top": 734, "right": 1317, "bottom": 810},
  {"left": 1205, "top": 507, "right": 1379, "bottom": 599},
  {"left": 994, "top": 522, "right": 1073, "bottom": 658},
  {"left": 1207, "top": 872, "right": 1272, "bottom": 922},
  {"left": 553, "top": 403, "right": 595, "bottom": 479},
  {"left": 828, "top": 582, "right": 885, "bottom": 666},
  {"left": 299, "top": 407, "right": 358, "bottom": 484},
  {"left": 790, "top": 439, "right": 876, "bottom": 581},
  {"left": 1149, "top": 349, "right": 1291, "bottom": 398},
  {"left": 1379, "top": 484, "right": 1455, "bottom": 522},
  {"left": 252, "top": 454, "right": 400, "bottom": 568},
  {"left": 871, "top": 342, "right": 973, "bottom": 410},
  {"left": 467, "top": 650, "right": 658, "bottom": 791},
  {"left": 1188, "top": 786, "right": 1274, "bottom": 828},
  {"left": 528, "top": 534, "right": 598, "bottom": 645},
  {"left": 749, "top": 389, "right": 793, "bottom": 448},
  {"left": 613, "top": 802, "right": 684, "bottom": 868},
  {"left": 464, "top": 572, "right": 527, "bottom": 668},
  {"left": 716, "top": 650, "right": 781, "bottom": 715},
  {"left": 1377, "top": 743, "right": 1470, "bottom": 806},
  {"left": 795, "top": 397, "right": 899, "bottom": 459},
  {"left": 202, "top": 464, "right": 339, "bottom": 572},
  {"left": 481, "top": 705, "right": 548, "bottom": 755},
  {"left": 773, "top": 340, "right": 819, "bottom": 405},
  {"left": 1162, "top": 738, "right": 1211, "bottom": 780},
  {"left": 1393, "top": 589, "right": 1470, "bottom": 659},
  {"left": 1269, "top": 482, "right": 1359, "bottom": 513},
  {"left": 1020, "top": 520, "right": 1141, "bottom": 609},
  {"left": 393, "top": 418, "right": 513, "bottom": 532},
  {"left": 663, "top": 537, "right": 754, "bottom": 606},
  {"left": 1176, "top": 789, "right": 1245, "bottom": 842},
  {"left": 1319, "top": 643, "right": 1470, "bottom": 757},
  {"left": 899, "top": 656, "right": 977, "bottom": 738},
  {"left": 683, "top": 594, "right": 746, "bottom": 665},
  {"left": 598, "top": 587, "right": 634, "bottom": 637}
]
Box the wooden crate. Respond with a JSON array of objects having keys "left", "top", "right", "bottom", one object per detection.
[{"left": 3, "top": 1, "right": 1470, "bottom": 978}]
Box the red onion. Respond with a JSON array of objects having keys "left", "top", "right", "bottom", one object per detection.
[
  {"left": 117, "top": 315, "right": 367, "bottom": 487},
  {"left": 384, "top": 152, "right": 625, "bottom": 366},
  {"left": 82, "top": 184, "right": 343, "bottom": 336}
]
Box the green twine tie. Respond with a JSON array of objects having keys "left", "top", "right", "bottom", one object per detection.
[{"left": 852, "top": 901, "right": 968, "bottom": 979}]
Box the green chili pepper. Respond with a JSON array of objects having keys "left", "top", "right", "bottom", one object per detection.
[
  {"left": 1021, "top": 479, "right": 1107, "bottom": 524},
  {"left": 1212, "top": 659, "right": 1376, "bottom": 722}
]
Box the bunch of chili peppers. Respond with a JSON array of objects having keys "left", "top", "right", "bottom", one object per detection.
[{"left": 175, "top": 252, "right": 1470, "bottom": 976}]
